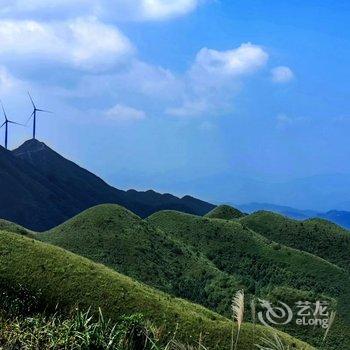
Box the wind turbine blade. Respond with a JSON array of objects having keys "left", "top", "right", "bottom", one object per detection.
[
  {"left": 0, "top": 121, "right": 6, "bottom": 128},
  {"left": 25, "top": 112, "right": 35, "bottom": 125},
  {"left": 0, "top": 100, "right": 7, "bottom": 120},
  {"left": 27, "top": 92, "right": 36, "bottom": 109},
  {"left": 8, "top": 121, "right": 25, "bottom": 126},
  {"left": 36, "top": 109, "right": 53, "bottom": 113}
]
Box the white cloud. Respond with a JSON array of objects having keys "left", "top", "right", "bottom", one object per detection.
[
  {"left": 0, "top": 66, "right": 26, "bottom": 95},
  {"left": 0, "top": 17, "right": 134, "bottom": 70},
  {"left": 0, "top": 0, "right": 201, "bottom": 21},
  {"left": 191, "top": 43, "right": 268, "bottom": 78},
  {"left": 89, "top": 43, "right": 273, "bottom": 119},
  {"left": 166, "top": 99, "right": 208, "bottom": 117},
  {"left": 0, "top": 0, "right": 87, "bottom": 14},
  {"left": 0, "top": 67, "right": 18, "bottom": 91},
  {"left": 105, "top": 104, "right": 146, "bottom": 121},
  {"left": 114, "top": 60, "right": 180, "bottom": 98},
  {"left": 139, "top": 0, "right": 199, "bottom": 20},
  {"left": 167, "top": 43, "right": 269, "bottom": 117},
  {"left": 271, "top": 66, "right": 294, "bottom": 83}
]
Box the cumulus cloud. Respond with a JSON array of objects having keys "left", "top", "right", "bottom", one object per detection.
[
  {"left": 271, "top": 66, "right": 294, "bottom": 83},
  {"left": 0, "top": 17, "right": 134, "bottom": 70},
  {"left": 0, "top": 0, "right": 201, "bottom": 21},
  {"left": 167, "top": 43, "right": 269, "bottom": 117},
  {"left": 0, "top": 67, "right": 18, "bottom": 91},
  {"left": 191, "top": 43, "right": 268, "bottom": 78},
  {"left": 105, "top": 104, "right": 146, "bottom": 121},
  {"left": 139, "top": 0, "right": 199, "bottom": 20},
  {"left": 0, "top": 66, "right": 26, "bottom": 96}
]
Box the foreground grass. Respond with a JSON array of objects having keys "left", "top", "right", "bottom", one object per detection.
[
  {"left": 0, "top": 230, "right": 312, "bottom": 350},
  {"left": 0, "top": 309, "right": 148, "bottom": 350},
  {"left": 0, "top": 307, "right": 311, "bottom": 350}
]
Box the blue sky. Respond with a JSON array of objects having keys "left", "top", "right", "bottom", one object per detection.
[{"left": 1, "top": 1, "right": 350, "bottom": 207}]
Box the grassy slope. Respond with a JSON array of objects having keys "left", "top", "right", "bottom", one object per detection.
[
  {"left": 240, "top": 211, "right": 350, "bottom": 272},
  {"left": 148, "top": 211, "right": 350, "bottom": 349},
  {"left": 38, "top": 205, "right": 244, "bottom": 316},
  {"left": 148, "top": 211, "right": 348, "bottom": 297},
  {"left": 0, "top": 219, "right": 34, "bottom": 238},
  {"left": 0, "top": 230, "right": 311, "bottom": 350},
  {"left": 205, "top": 205, "right": 245, "bottom": 220}
]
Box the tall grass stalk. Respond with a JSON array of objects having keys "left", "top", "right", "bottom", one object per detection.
[
  {"left": 250, "top": 298, "right": 256, "bottom": 347},
  {"left": 323, "top": 311, "right": 336, "bottom": 343},
  {"left": 255, "top": 333, "right": 290, "bottom": 350},
  {"left": 231, "top": 289, "right": 244, "bottom": 350}
]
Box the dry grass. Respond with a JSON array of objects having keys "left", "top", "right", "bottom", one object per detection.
[
  {"left": 231, "top": 290, "right": 245, "bottom": 350},
  {"left": 255, "top": 333, "right": 290, "bottom": 350}
]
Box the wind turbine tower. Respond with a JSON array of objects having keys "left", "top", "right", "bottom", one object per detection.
[
  {"left": 27, "top": 92, "right": 52, "bottom": 140},
  {"left": 0, "top": 101, "right": 23, "bottom": 150}
]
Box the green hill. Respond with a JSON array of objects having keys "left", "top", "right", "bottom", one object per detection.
[
  {"left": 148, "top": 211, "right": 348, "bottom": 298},
  {"left": 0, "top": 219, "right": 34, "bottom": 237},
  {"left": 240, "top": 211, "right": 350, "bottom": 272},
  {"left": 38, "top": 204, "right": 244, "bottom": 316},
  {"left": 8, "top": 204, "right": 350, "bottom": 348},
  {"left": 0, "top": 230, "right": 311, "bottom": 350},
  {"left": 205, "top": 205, "right": 246, "bottom": 220},
  {"left": 148, "top": 210, "right": 350, "bottom": 349}
]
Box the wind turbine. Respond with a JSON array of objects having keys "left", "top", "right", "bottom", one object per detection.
[
  {"left": 0, "top": 101, "right": 23, "bottom": 150},
  {"left": 27, "top": 92, "right": 52, "bottom": 140}
]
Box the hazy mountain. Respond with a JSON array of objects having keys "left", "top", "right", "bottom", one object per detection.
[
  {"left": 237, "top": 202, "right": 350, "bottom": 229},
  {"left": 0, "top": 139, "right": 214, "bottom": 230},
  {"left": 237, "top": 203, "right": 317, "bottom": 220},
  {"left": 152, "top": 172, "right": 350, "bottom": 212},
  {"left": 318, "top": 210, "right": 350, "bottom": 229}
]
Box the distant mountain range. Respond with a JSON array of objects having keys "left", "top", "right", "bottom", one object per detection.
[
  {"left": 237, "top": 202, "right": 350, "bottom": 229},
  {"left": 0, "top": 139, "right": 214, "bottom": 231},
  {"left": 2, "top": 139, "right": 350, "bottom": 231},
  {"left": 140, "top": 172, "right": 350, "bottom": 212}
]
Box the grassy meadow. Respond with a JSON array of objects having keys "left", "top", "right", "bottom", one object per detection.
[{"left": 1, "top": 204, "right": 349, "bottom": 348}]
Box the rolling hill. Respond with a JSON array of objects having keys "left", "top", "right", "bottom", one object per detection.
[
  {"left": 29, "top": 204, "right": 350, "bottom": 349},
  {"left": 0, "top": 140, "right": 215, "bottom": 231},
  {"left": 0, "top": 229, "right": 312, "bottom": 350},
  {"left": 38, "top": 204, "right": 244, "bottom": 316},
  {"left": 205, "top": 204, "right": 246, "bottom": 220},
  {"left": 240, "top": 211, "right": 350, "bottom": 272},
  {"left": 148, "top": 210, "right": 350, "bottom": 349}
]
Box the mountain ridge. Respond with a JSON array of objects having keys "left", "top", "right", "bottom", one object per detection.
[{"left": 0, "top": 139, "right": 215, "bottom": 230}]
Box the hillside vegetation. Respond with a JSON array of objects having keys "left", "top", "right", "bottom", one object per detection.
[
  {"left": 39, "top": 205, "right": 244, "bottom": 315},
  {"left": 205, "top": 205, "right": 246, "bottom": 220},
  {"left": 148, "top": 211, "right": 349, "bottom": 298},
  {"left": 20, "top": 203, "right": 347, "bottom": 349},
  {"left": 0, "top": 230, "right": 311, "bottom": 350},
  {"left": 148, "top": 210, "right": 350, "bottom": 349},
  {"left": 240, "top": 211, "right": 350, "bottom": 272},
  {"left": 0, "top": 219, "right": 34, "bottom": 237}
]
